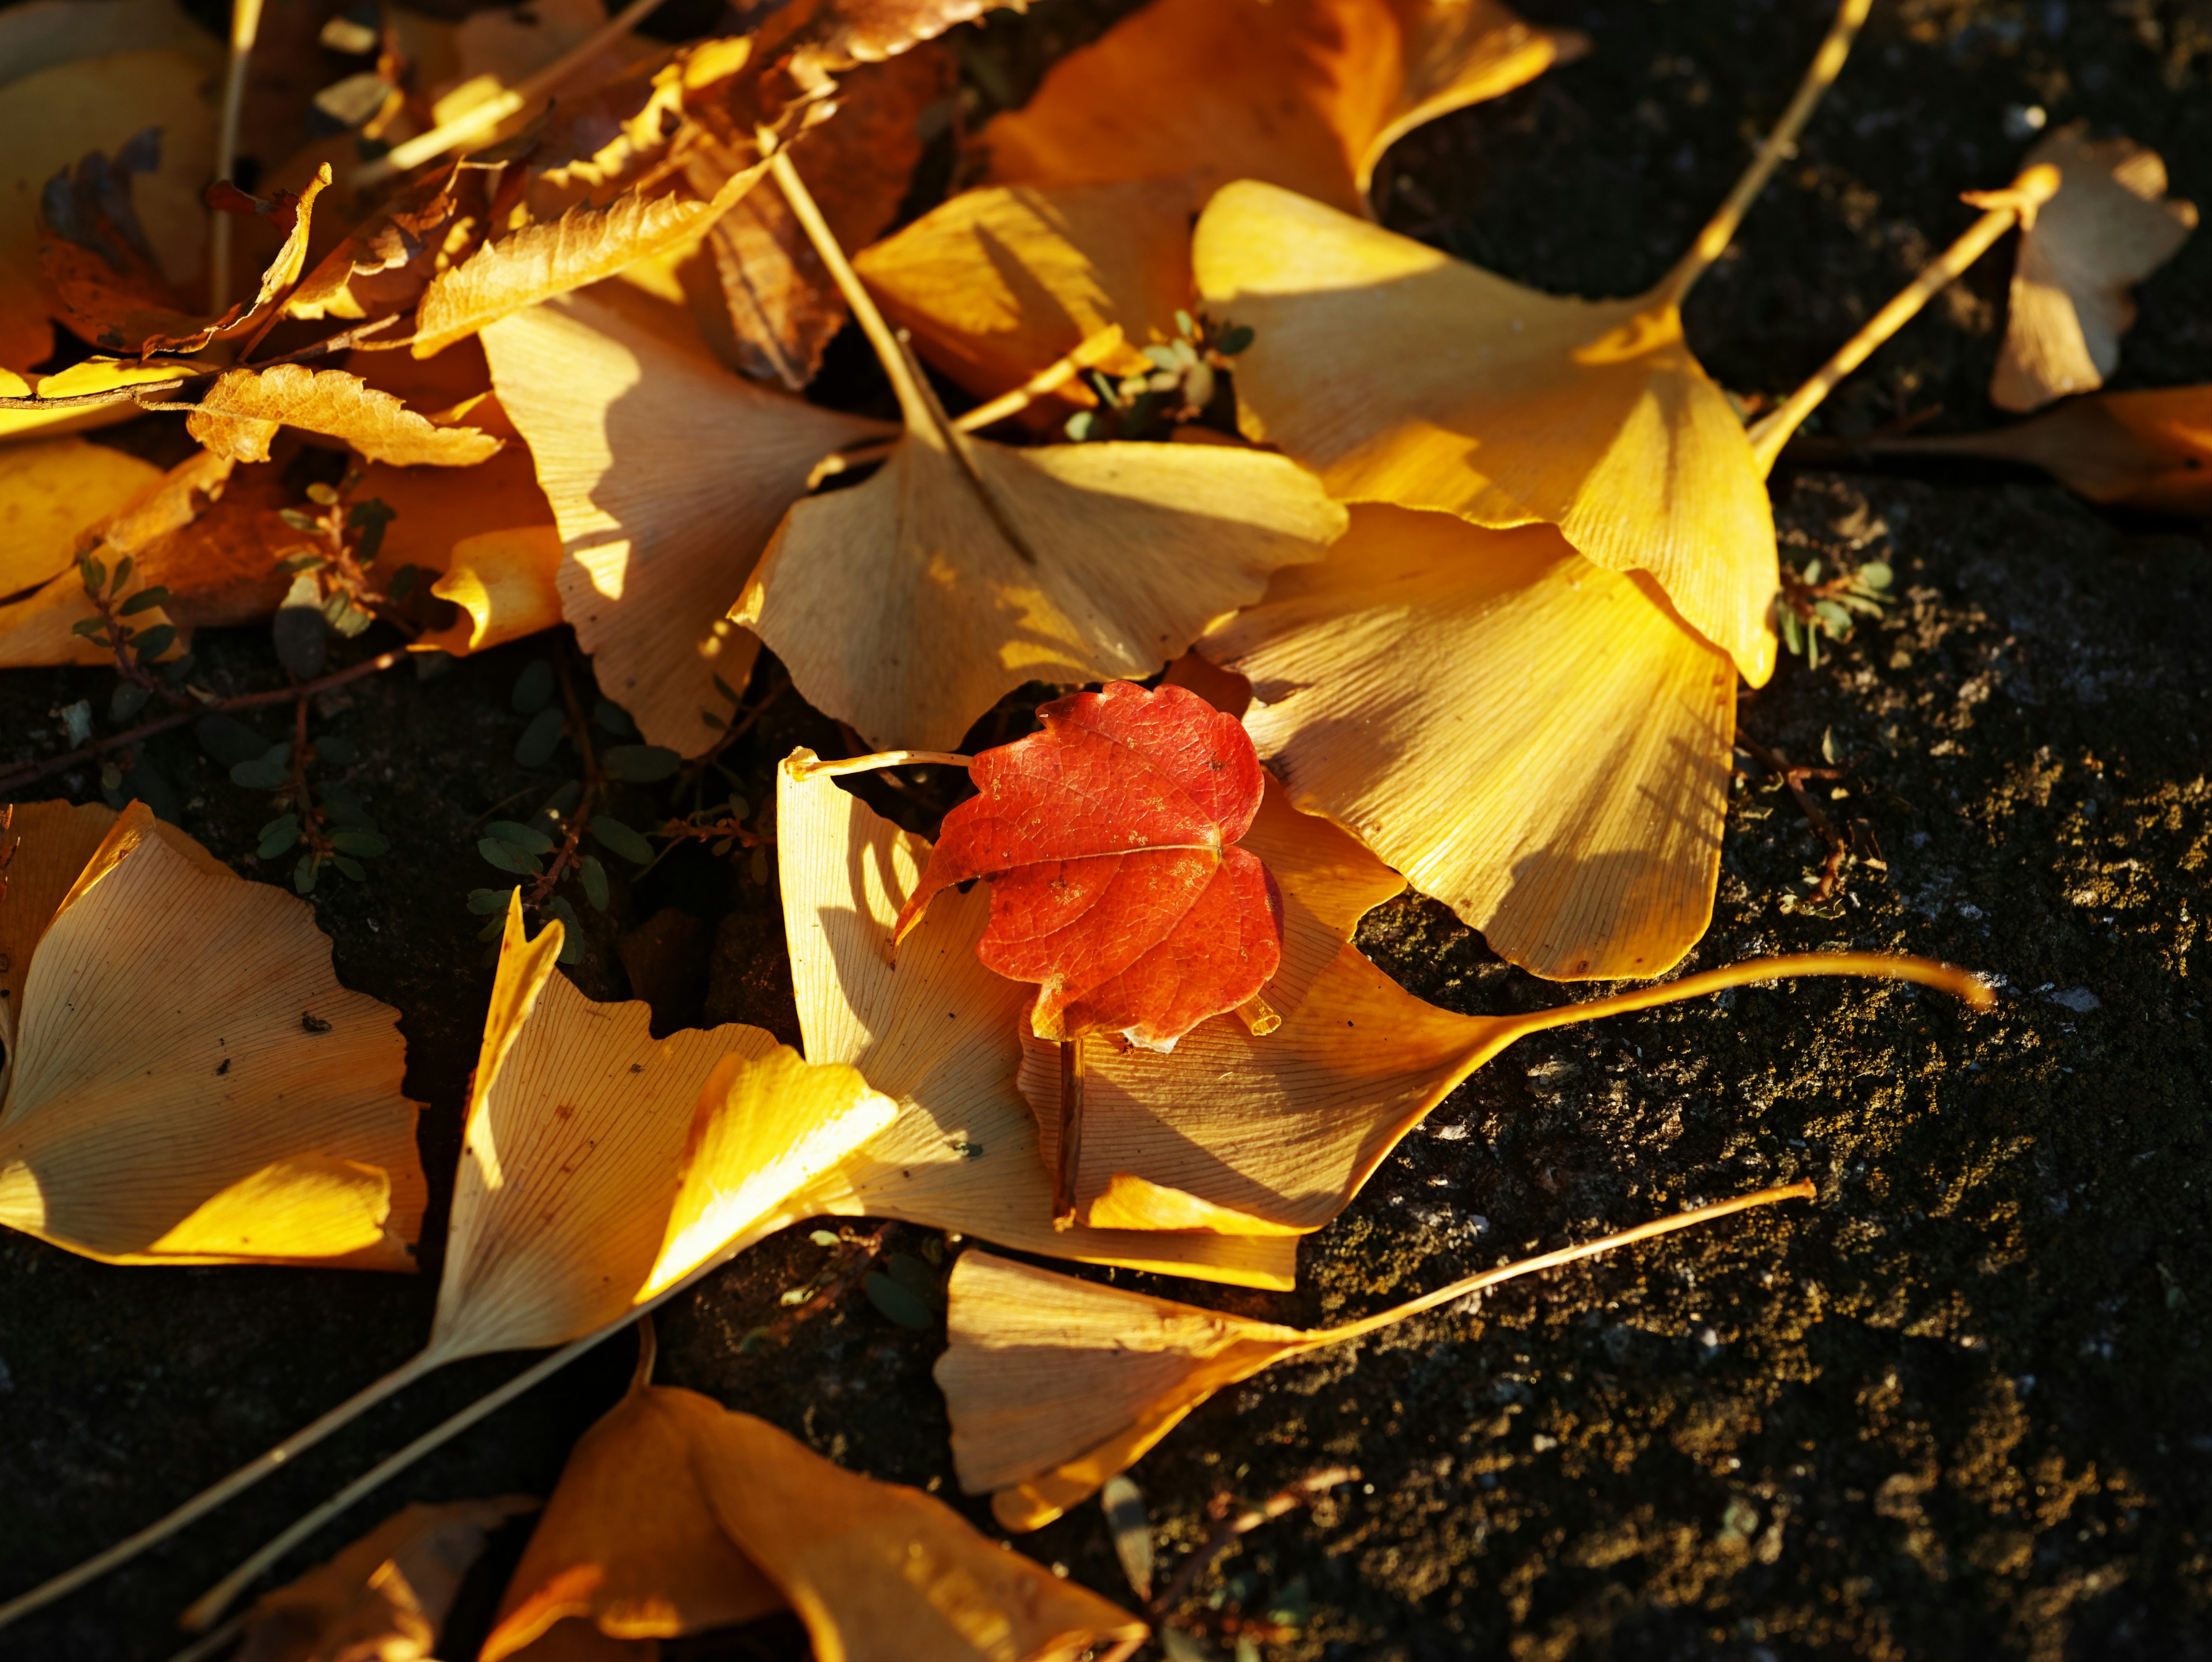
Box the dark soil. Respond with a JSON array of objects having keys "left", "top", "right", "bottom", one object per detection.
[{"left": 3, "top": 1, "right": 2209, "bottom": 1659}]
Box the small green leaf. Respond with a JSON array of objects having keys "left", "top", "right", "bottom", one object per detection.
[
  {"left": 257, "top": 815, "right": 301, "bottom": 858},
  {"left": 467, "top": 886, "right": 518, "bottom": 915},
  {"left": 319, "top": 783, "right": 376, "bottom": 827},
  {"left": 593, "top": 698, "right": 639, "bottom": 737},
  {"left": 230, "top": 757, "right": 290, "bottom": 790},
  {"left": 1064, "top": 409, "right": 1097, "bottom": 442},
  {"left": 347, "top": 497, "right": 395, "bottom": 563},
  {"left": 700, "top": 709, "right": 726, "bottom": 730},
  {"left": 306, "top": 482, "right": 340, "bottom": 506},
  {"left": 79, "top": 554, "right": 106, "bottom": 594},
  {"left": 579, "top": 853, "right": 609, "bottom": 911},
  {"left": 276, "top": 551, "right": 325, "bottom": 574},
  {"left": 387, "top": 563, "right": 421, "bottom": 600},
  {"left": 1175, "top": 308, "right": 1195, "bottom": 338},
  {"left": 885, "top": 1251, "right": 945, "bottom": 1311},
  {"left": 162, "top": 652, "right": 197, "bottom": 685},
  {"left": 294, "top": 853, "right": 319, "bottom": 894},
  {"left": 479, "top": 837, "right": 543, "bottom": 876},
  {"left": 809, "top": 1229, "right": 841, "bottom": 1247},
  {"left": 109, "top": 682, "right": 150, "bottom": 722},
  {"left": 1801, "top": 558, "right": 1823, "bottom": 585},
  {"left": 129, "top": 623, "right": 176, "bottom": 660},
  {"left": 477, "top": 915, "right": 505, "bottom": 941},
  {"left": 603, "top": 744, "right": 680, "bottom": 783},
  {"left": 710, "top": 674, "right": 740, "bottom": 705},
  {"left": 511, "top": 659, "right": 555, "bottom": 715},
  {"left": 590, "top": 816, "right": 653, "bottom": 865},
  {"left": 1215, "top": 324, "right": 1253, "bottom": 355},
  {"left": 332, "top": 854, "right": 367, "bottom": 881},
  {"left": 118, "top": 586, "right": 170, "bottom": 616},
  {"left": 863, "top": 1271, "right": 936, "bottom": 1330},
  {"left": 279, "top": 508, "right": 323, "bottom": 532},
  {"left": 548, "top": 896, "right": 583, "bottom": 964},
  {"left": 1813, "top": 599, "right": 1854, "bottom": 634},
  {"left": 71, "top": 617, "right": 108, "bottom": 639},
  {"left": 486, "top": 819, "right": 555, "bottom": 854},
  {"left": 330, "top": 828, "right": 389, "bottom": 858},
  {"left": 1857, "top": 561, "right": 1893, "bottom": 590},
  {"left": 110, "top": 555, "right": 132, "bottom": 593},
  {"left": 514, "top": 705, "right": 565, "bottom": 767},
  {"left": 1781, "top": 611, "right": 1803, "bottom": 657}
]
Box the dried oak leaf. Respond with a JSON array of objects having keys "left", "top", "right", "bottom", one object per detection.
[
  {"left": 1884, "top": 385, "right": 2212, "bottom": 516},
  {"left": 483, "top": 1380, "right": 1144, "bottom": 1662},
  {"left": 0, "top": 800, "right": 426, "bottom": 1267},
  {"left": 1992, "top": 124, "right": 2197, "bottom": 412},
  {"left": 187, "top": 364, "right": 503, "bottom": 467},
  {"left": 482, "top": 289, "right": 888, "bottom": 754},
  {"left": 773, "top": 749, "right": 1300, "bottom": 1289},
  {"left": 938, "top": 1189, "right": 1823, "bottom": 1530},
  {"left": 234, "top": 1497, "right": 537, "bottom": 1662},
  {"left": 893, "top": 681, "right": 1286, "bottom": 1050},
  {"left": 0, "top": 43, "right": 215, "bottom": 370},
  {"left": 858, "top": 0, "right": 1582, "bottom": 402},
  {"left": 1200, "top": 505, "right": 1737, "bottom": 980}
]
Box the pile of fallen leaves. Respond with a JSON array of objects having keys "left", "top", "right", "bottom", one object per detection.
[{"left": 0, "top": 0, "right": 2198, "bottom": 1654}]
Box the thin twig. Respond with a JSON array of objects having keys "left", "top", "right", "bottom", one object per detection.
[
  {"left": 1735, "top": 733, "right": 1851, "bottom": 902},
  {"left": 210, "top": 0, "right": 268, "bottom": 309},
  {"left": 0, "top": 651, "right": 407, "bottom": 796},
  {"left": 525, "top": 648, "right": 601, "bottom": 908},
  {"left": 1148, "top": 1467, "right": 1361, "bottom": 1620}
]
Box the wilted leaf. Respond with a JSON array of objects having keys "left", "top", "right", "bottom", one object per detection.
[
  {"left": 939, "top": 1188, "right": 1823, "bottom": 1528},
  {"left": 895, "top": 682, "right": 1283, "bottom": 1049},
  {"left": 1874, "top": 385, "right": 2212, "bottom": 516},
  {"left": 1200, "top": 506, "right": 1737, "bottom": 980},
  {"left": 0, "top": 800, "right": 425, "bottom": 1267},
  {"left": 286, "top": 163, "right": 472, "bottom": 324},
  {"left": 1991, "top": 124, "right": 2196, "bottom": 412},
  {"left": 137, "top": 165, "right": 334, "bottom": 357},
  {"left": 482, "top": 289, "right": 889, "bottom": 754},
  {"left": 483, "top": 1376, "right": 1143, "bottom": 1662},
  {"left": 233, "top": 1497, "right": 537, "bottom": 1662},
  {"left": 186, "top": 365, "right": 503, "bottom": 467},
  {"left": 771, "top": 749, "right": 1300, "bottom": 1289}
]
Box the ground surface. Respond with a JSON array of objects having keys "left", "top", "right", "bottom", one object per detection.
[{"left": 2, "top": 0, "right": 2209, "bottom": 1659}]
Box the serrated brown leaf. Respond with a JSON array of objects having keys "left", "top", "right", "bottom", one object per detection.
[{"left": 185, "top": 364, "right": 502, "bottom": 467}]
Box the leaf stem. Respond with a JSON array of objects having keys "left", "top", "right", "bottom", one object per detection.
[
  {"left": 791, "top": 749, "right": 974, "bottom": 780},
  {"left": 210, "top": 0, "right": 267, "bottom": 311},
  {"left": 1746, "top": 165, "right": 2060, "bottom": 472},
  {"left": 0, "top": 649, "right": 407, "bottom": 796},
  {"left": 1651, "top": 0, "right": 1871, "bottom": 309}
]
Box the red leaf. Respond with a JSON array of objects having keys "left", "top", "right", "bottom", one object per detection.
[{"left": 893, "top": 681, "right": 1283, "bottom": 1050}]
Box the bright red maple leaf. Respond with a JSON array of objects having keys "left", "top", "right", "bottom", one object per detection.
[{"left": 892, "top": 680, "right": 1283, "bottom": 1050}]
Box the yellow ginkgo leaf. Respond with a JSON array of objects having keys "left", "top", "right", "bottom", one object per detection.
[
  {"left": 232, "top": 1496, "right": 538, "bottom": 1662},
  {"left": 736, "top": 153, "right": 1344, "bottom": 751},
  {"left": 0, "top": 800, "right": 426, "bottom": 1268},
  {"left": 939, "top": 1184, "right": 1815, "bottom": 1530},
  {"left": 0, "top": 48, "right": 214, "bottom": 370},
  {"left": 858, "top": 0, "right": 1582, "bottom": 403},
  {"left": 772, "top": 749, "right": 1301, "bottom": 1290},
  {"left": 482, "top": 289, "right": 891, "bottom": 752},
  {"left": 1, "top": 896, "right": 896, "bottom": 1628},
  {"left": 0, "top": 436, "right": 163, "bottom": 599},
  {"left": 1200, "top": 505, "right": 1734, "bottom": 980},
  {"left": 0, "top": 355, "right": 200, "bottom": 444},
  {"left": 488, "top": 1367, "right": 1145, "bottom": 1662},
  {"left": 1991, "top": 124, "right": 2196, "bottom": 412},
  {"left": 1863, "top": 385, "right": 2212, "bottom": 517},
  {"left": 1017, "top": 940, "right": 1990, "bottom": 1235}
]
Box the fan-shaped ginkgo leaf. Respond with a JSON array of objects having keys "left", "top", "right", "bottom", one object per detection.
[
  {"left": 0, "top": 48, "right": 214, "bottom": 370},
  {"left": 771, "top": 750, "right": 1300, "bottom": 1290},
  {"left": 858, "top": 0, "right": 1582, "bottom": 402},
  {"left": 1991, "top": 124, "right": 2196, "bottom": 413},
  {"left": 728, "top": 152, "right": 1346, "bottom": 750},
  {"left": 1196, "top": 179, "right": 1782, "bottom": 684},
  {"left": 894, "top": 681, "right": 1285, "bottom": 1049},
  {"left": 483, "top": 289, "right": 891, "bottom": 752},
  {"left": 233, "top": 1497, "right": 537, "bottom": 1662},
  {"left": 486, "top": 1379, "right": 1145, "bottom": 1662},
  {"left": 939, "top": 1184, "right": 1817, "bottom": 1530},
  {"left": 1867, "top": 385, "right": 2212, "bottom": 517},
  {"left": 1200, "top": 505, "right": 1735, "bottom": 980},
  {"left": 0, "top": 436, "right": 163, "bottom": 598},
  {"left": 0, "top": 800, "right": 426, "bottom": 1268},
  {"left": 1017, "top": 941, "right": 1990, "bottom": 1236}
]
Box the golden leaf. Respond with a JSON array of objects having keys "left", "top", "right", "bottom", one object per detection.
[
  {"left": 1870, "top": 385, "right": 2212, "bottom": 517},
  {"left": 938, "top": 1185, "right": 1820, "bottom": 1530},
  {"left": 186, "top": 365, "right": 503, "bottom": 468},
  {"left": 0, "top": 436, "right": 164, "bottom": 599},
  {"left": 131, "top": 166, "right": 334, "bottom": 357},
  {"left": 1200, "top": 505, "right": 1735, "bottom": 979},
  {"left": 482, "top": 289, "right": 889, "bottom": 752},
  {"left": 773, "top": 750, "right": 1300, "bottom": 1290},
  {"left": 1991, "top": 124, "right": 2196, "bottom": 412},
  {"left": 0, "top": 355, "right": 199, "bottom": 444},
  {"left": 0, "top": 801, "right": 426, "bottom": 1268}
]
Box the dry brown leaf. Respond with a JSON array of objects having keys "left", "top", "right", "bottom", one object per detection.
[
  {"left": 482, "top": 289, "right": 889, "bottom": 752},
  {"left": 938, "top": 1187, "right": 1818, "bottom": 1529},
  {"left": 286, "top": 164, "right": 475, "bottom": 324},
  {"left": 1991, "top": 124, "right": 2197, "bottom": 412},
  {"left": 1874, "top": 385, "right": 2212, "bottom": 516},
  {"left": 186, "top": 364, "right": 503, "bottom": 467},
  {"left": 234, "top": 1496, "right": 537, "bottom": 1662},
  {"left": 770, "top": 751, "right": 1299, "bottom": 1289},
  {"left": 858, "top": 0, "right": 1581, "bottom": 403},
  {"left": 486, "top": 1377, "right": 1144, "bottom": 1662},
  {"left": 0, "top": 46, "right": 215, "bottom": 370},
  {"left": 132, "top": 166, "right": 334, "bottom": 356},
  {"left": 0, "top": 800, "right": 426, "bottom": 1268},
  {"left": 1199, "top": 506, "right": 1736, "bottom": 980}
]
